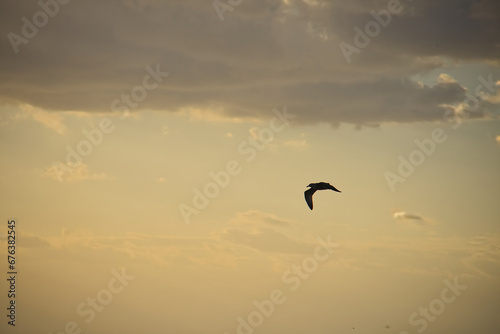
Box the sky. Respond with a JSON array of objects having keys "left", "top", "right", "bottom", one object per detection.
[{"left": 1, "top": 0, "right": 500, "bottom": 333}]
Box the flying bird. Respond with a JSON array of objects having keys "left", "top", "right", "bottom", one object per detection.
[{"left": 304, "top": 182, "right": 341, "bottom": 210}]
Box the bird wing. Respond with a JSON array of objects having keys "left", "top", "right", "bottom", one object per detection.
[
  {"left": 304, "top": 188, "right": 316, "bottom": 210},
  {"left": 327, "top": 184, "right": 341, "bottom": 192}
]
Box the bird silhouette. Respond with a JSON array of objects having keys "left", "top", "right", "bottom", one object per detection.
[{"left": 304, "top": 182, "right": 341, "bottom": 210}]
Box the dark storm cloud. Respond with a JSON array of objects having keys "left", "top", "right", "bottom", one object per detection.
[{"left": 1, "top": 0, "right": 499, "bottom": 126}]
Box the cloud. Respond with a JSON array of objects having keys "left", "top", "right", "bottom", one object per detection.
[
  {"left": 42, "top": 162, "right": 111, "bottom": 182},
  {"left": 282, "top": 133, "right": 308, "bottom": 149},
  {"left": 11, "top": 224, "right": 500, "bottom": 280},
  {"left": 1, "top": 0, "right": 499, "bottom": 127},
  {"left": 179, "top": 106, "right": 257, "bottom": 124},
  {"left": 233, "top": 210, "right": 293, "bottom": 228},
  {"left": 0, "top": 231, "right": 50, "bottom": 248},
  {"left": 393, "top": 211, "right": 423, "bottom": 220},
  {"left": 218, "top": 211, "right": 328, "bottom": 255},
  {"left": 61, "top": 228, "right": 95, "bottom": 238},
  {"left": 437, "top": 73, "right": 457, "bottom": 84},
  {"left": 220, "top": 228, "right": 313, "bottom": 254},
  {"left": 392, "top": 211, "right": 436, "bottom": 226},
  {"left": 392, "top": 210, "right": 435, "bottom": 226},
  {"left": 248, "top": 127, "right": 259, "bottom": 139},
  {"left": 12, "top": 104, "right": 67, "bottom": 134},
  {"left": 19, "top": 233, "right": 51, "bottom": 248},
  {"left": 38, "top": 229, "right": 222, "bottom": 267},
  {"left": 462, "top": 235, "right": 500, "bottom": 278},
  {"left": 161, "top": 125, "right": 169, "bottom": 135}
]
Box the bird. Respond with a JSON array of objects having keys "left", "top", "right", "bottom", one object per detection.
[{"left": 304, "top": 182, "right": 341, "bottom": 210}]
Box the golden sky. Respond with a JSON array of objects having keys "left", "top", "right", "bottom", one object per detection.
[{"left": 1, "top": 1, "right": 500, "bottom": 334}]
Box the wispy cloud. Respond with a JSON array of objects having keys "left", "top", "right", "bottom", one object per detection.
[
  {"left": 392, "top": 210, "right": 435, "bottom": 226},
  {"left": 282, "top": 133, "right": 308, "bottom": 149},
  {"left": 393, "top": 211, "right": 424, "bottom": 220},
  {"left": 161, "top": 125, "right": 169, "bottom": 135},
  {"left": 13, "top": 104, "right": 67, "bottom": 134},
  {"left": 220, "top": 227, "right": 313, "bottom": 254},
  {"left": 42, "top": 162, "right": 111, "bottom": 182},
  {"left": 179, "top": 106, "right": 257, "bottom": 124},
  {"left": 437, "top": 73, "right": 458, "bottom": 84},
  {"left": 10, "top": 225, "right": 500, "bottom": 281},
  {"left": 233, "top": 210, "right": 293, "bottom": 228}
]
